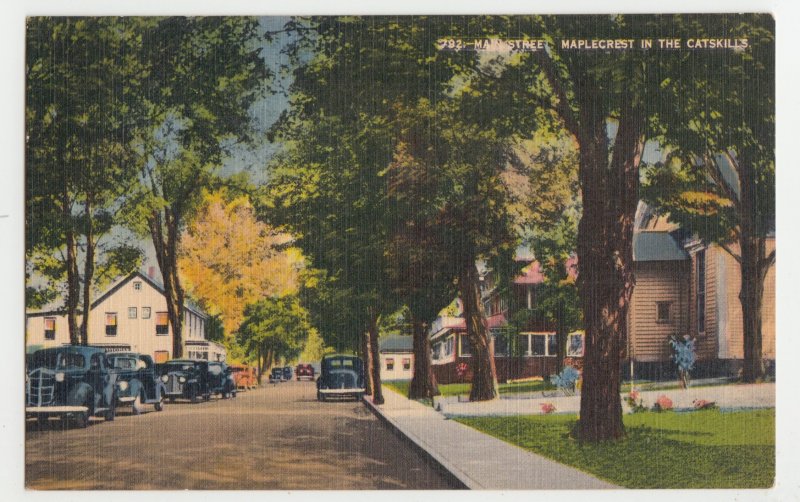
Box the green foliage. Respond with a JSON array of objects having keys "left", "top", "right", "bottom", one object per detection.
[
  {"left": 458, "top": 409, "right": 775, "bottom": 488},
  {"left": 384, "top": 379, "right": 554, "bottom": 398},
  {"left": 237, "top": 296, "right": 311, "bottom": 364}
]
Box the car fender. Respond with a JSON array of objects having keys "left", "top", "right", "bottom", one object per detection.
[
  {"left": 125, "top": 378, "right": 143, "bottom": 400},
  {"left": 156, "top": 382, "right": 167, "bottom": 400},
  {"left": 66, "top": 383, "right": 93, "bottom": 408}
]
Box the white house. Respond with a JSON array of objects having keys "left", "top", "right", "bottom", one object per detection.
[
  {"left": 378, "top": 335, "right": 414, "bottom": 381},
  {"left": 25, "top": 271, "right": 224, "bottom": 363}
]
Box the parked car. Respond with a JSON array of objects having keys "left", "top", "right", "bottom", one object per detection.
[
  {"left": 282, "top": 366, "right": 293, "bottom": 381},
  {"left": 295, "top": 363, "right": 315, "bottom": 381},
  {"left": 158, "top": 360, "right": 237, "bottom": 402},
  {"left": 229, "top": 364, "right": 257, "bottom": 390},
  {"left": 268, "top": 367, "right": 284, "bottom": 384},
  {"left": 316, "top": 355, "right": 366, "bottom": 401},
  {"left": 107, "top": 352, "right": 166, "bottom": 414},
  {"left": 26, "top": 346, "right": 118, "bottom": 427},
  {"left": 208, "top": 361, "right": 237, "bottom": 399}
]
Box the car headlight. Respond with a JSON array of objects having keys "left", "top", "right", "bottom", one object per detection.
[
  {"left": 118, "top": 381, "right": 129, "bottom": 391},
  {"left": 55, "top": 372, "right": 65, "bottom": 382},
  {"left": 179, "top": 376, "right": 186, "bottom": 383},
  {"left": 161, "top": 375, "right": 168, "bottom": 383}
]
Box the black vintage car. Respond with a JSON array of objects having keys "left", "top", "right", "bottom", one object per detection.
[
  {"left": 282, "top": 366, "right": 293, "bottom": 381},
  {"left": 158, "top": 359, "right": 236, "bottom": 402},
  {"left": 26, "top": 346, "right": 118, "bottom": 427},
  {"left": 268, "top": 367, "right": 284, "bottom": 384},
  {"left": 316, "top": 355, "right": 366, "bottom": 401},
  {"left": 107, "top": 352, "right": 166, "bottom": 414}
]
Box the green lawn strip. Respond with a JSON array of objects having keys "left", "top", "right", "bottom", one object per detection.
[
  {"left": 383, "top": 379, "right": 554, "bottom": 398},
  {"left": 455, "top": 409, "right": 774, "bottom": 489}
]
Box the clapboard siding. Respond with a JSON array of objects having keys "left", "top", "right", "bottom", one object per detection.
[{"left": 629, "top": 261, "right": 690, "bottom": 362}]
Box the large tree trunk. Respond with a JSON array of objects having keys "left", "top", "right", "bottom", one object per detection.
[
  {"left": 576, "top": 105, "right": 643, "bottom": 442},
  {"left": 408, "top": 315, "right": 439, "bottom": 399},
  {"left": 459, "top": 262, "right": 498, "bottom": 402},
  {"left": 63, "top": 183, "right": 80, "bottom": 346},
  {"left": 79, "top": 196, "right": 94, "bottom": 346},
  {"left": 368, "top": 313, "right": 384, "bottom": 405},
  {"left": 361, "top": 329, "right": 373, "bottom": 395},
  {"left": 150, "top": 208, "right": 185, "bottom": 358}
]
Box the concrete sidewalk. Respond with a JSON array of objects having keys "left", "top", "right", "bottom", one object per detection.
[
  {"left": 364, "top": 388, "right": 616, "bottom": 490},
  {"left": 438, "top": 382, "right": 775, "bottom": 417}
]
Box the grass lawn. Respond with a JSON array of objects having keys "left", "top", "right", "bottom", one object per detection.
[
  {"left": 456, "top": 409, "right": 774, "bottom": 488},
  {"left": 384, "top": 379, "right": 555, "bottom": 398}
]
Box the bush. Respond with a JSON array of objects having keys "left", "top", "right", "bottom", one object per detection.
[
  {"left": 693, "top": 399, "right": 718, "bottom": 410},
  {"left": 653, "top": 395, "right": 673, "bottom": 412},
  {"left": 626, "top": 390, "right": 647, "bottom": 413},
  {"left": 669, "top": 335, "right": 696, "bottom": 388},
  {"left": 540, "top": 402, "right": 556, "bottom": 414},
  {"left": 550, "top": 366, "right": 581, "bottom": 394}
]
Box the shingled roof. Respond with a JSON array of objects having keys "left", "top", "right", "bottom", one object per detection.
[{"left": 633, "top": 231, "right": 689, "bottom": 262}]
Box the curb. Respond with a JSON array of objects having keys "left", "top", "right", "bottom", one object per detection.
[{"left": 361, "top": 395, "right": 473, "bottom": 490}]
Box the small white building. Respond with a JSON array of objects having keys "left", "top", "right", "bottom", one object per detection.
[
  {"left": 378, "top": 335, "right": 414, "bottom": 381},
  {"left": 25, "top": 271, "right": 221, "bottom": 363}
]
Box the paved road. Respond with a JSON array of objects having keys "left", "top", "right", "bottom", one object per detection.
[{"left": 25, "top": 381, "right": 458, "bottom": 490}]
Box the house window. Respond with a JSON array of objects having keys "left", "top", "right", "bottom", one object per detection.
[
  {"left": 133, "top": 281, "right": 142, "bottom": 291},
  {"left": 657, "top": 302, "right": 671, "bottom": 323},
  {"left": 460, "top": 334, "right": 472, "bottom": 357},
  {"left": 697, "top": 250, "right": 706, "bottom": 333},
  {"left": 44, "top": 317, "right": 56, "bottom": 340},
  {"left": 128, "top": 307, "right": 137, "bottom": 319},
  {"left": 493, "top": 330, "right": 510, "bottom": 356},
  {"left": 432, "top": 342, "right": 441, "bottom": 360},
  {"left": 567, "top": 332, "right": 584, "bottom": 357},
  {"left": 445, "top": 336, "right": 454, "bottom": 357},
  {"left": 142, "top": 307, "right": 151, "bottom": 319},
  {"left": 105, "top": 313, "right": 117, "bottom": 336},
  {"left": 156, "top": 312, "right": 169, "bottom": 335},
  {"left": 402, "top": 358, "right": 411, "bottom": 370},
  {"left": 519, "top": 333, "right": 557, "bottom": 356},
  {"left": 386, "top": 358, "right": 395, "bottom": 371}
]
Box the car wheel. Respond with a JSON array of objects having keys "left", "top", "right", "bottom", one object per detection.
[
  {"left": 189, "top": 387, "right": 199, "bottom": 404},
  {"left": 154, "top": 395, "right": 164, "bottom": 412},
  {"left": 105, "top": 396, "right": 117, "bottom": 421},
  {"left": 132, "top": 393, "right": 143, "bottom": 415},
  {"left": 72, "top": 411, "right": 88, "bottom": 429}
]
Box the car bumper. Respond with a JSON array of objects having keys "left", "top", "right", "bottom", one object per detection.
[
  {"left": 318, "top": 388, "right": 365, "bottom": 395},
  {"left": 26, "top": 406, "right": 88, "bottom": 414}
]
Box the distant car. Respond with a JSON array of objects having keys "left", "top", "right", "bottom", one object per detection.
[
  {"left": 282, "top": 366, "right": 293, "bottom": 381},
  {"left": 208, "top": 361, "right": 237, "bottom": 399},
  {"left": 158, "top": 360, "right": 237, "bottom": 402},
  {"left": 295, "top": 363, "right": 315, "bottom": 381},
  {"left": 316, "top": 355, "right": 366, "bottom": 401},
  {"left": 26, "top": 346, "right": 118, "bottom": 427},
  {"left": 107, "top": 352, "right": 166, "bottom": 414},
  {"left": 269, "top": 367, "right": 284, "bottom": 384}
]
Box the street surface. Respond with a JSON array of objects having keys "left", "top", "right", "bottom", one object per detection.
[{"left": 25, "top": 381, "right": 457, "bottom": 489}]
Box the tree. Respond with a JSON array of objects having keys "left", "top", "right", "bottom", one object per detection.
[
  {"left": 129, "top": 17, "right": 269, "bottom": 358},
  {"left": 237, "top": 296, "right": 311, "bottom": 384},
  {"left": 26, "top": 18, "right": 144, "bottom": 344},
  {"left": 642, "top": 15, "right": 775, "bottom": 382},
  {"left": 178, "top": 190, "right": 304, "bottom": 339}
]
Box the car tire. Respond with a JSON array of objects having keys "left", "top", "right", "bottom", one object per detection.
[
  {"left": 71, "top": 411, "right": 88, "bottom": 429},
  {"left": 189, "top": 387, "right": 199, "bottom": 404},
  {"left": 132, "top": 393, "right": 143, "bottom": 415},
  {"left": 154, "top": 395, "right": 164, "bottom": 412},
  {"left": 105, "top": 395, "right": 117, "bottom": 421}
]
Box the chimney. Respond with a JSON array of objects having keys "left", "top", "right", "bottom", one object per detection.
[{"left": 148, "top": 266, "right": 156, "bottom": 280}]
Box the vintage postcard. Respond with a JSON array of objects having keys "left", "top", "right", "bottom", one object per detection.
[{"left": 18, "top": 9, "right": 779, "bottom": 494}]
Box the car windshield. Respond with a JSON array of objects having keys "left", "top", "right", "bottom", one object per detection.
[
  {"left": 111, "top": 357, "right": 137, "bottom": 369},
  {"left": 30, "top": 352, "right": 85, "bottom": 370}
]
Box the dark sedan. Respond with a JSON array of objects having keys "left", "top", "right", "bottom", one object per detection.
[{"left": 316, "top": 355, "right": 365, "bottom": 401}]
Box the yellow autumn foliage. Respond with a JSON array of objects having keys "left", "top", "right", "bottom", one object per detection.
[{"left": 179, "top": 191, "right": 304, "bottom": 337}]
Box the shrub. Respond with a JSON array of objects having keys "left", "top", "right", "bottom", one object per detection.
[
  {"left": 669, "top": 335, "right": 696, "bottom": 389},
  {"left": 455, "top": 362, "right": 469, "bottom": 379},
  {"left": 550, "top": 366, "right": 581, "bottom": 394},
  {"left": 626, "top": 389, "right": 647, "bottom": 413},
  {"left": 653, "top": 394, "right": 673, "bottom": 412},
  {"left": 693, "top": 399, "right": 718, "bottom": 410},
  {"left": 540, "top": 402, "right": 556, "bottom": 414}
]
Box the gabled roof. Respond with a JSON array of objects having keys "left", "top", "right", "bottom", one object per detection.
[
  {"left": 27, "top": 271, "right": 208, "bottom": 319},
  {"left": 379, "top": 335, "right": 413, "bottom": 353},
  {"left": 633, "top": 231, "right": 689, "bottom": 262}
]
